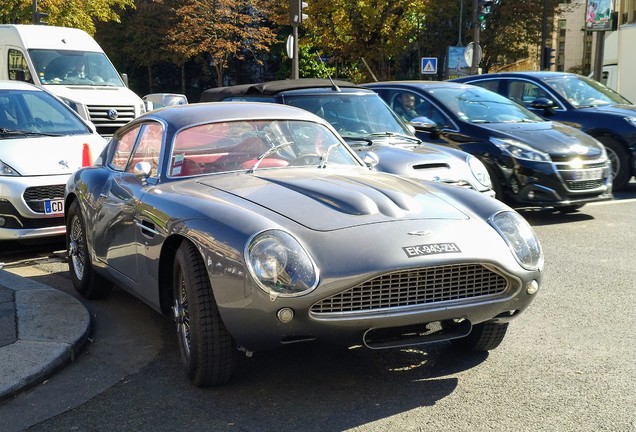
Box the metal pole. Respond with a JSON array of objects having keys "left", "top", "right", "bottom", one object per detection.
[
  {"left": 470, "top": 0, "right": 480, "bottom": 75},
  {"left": 541, "top": 0, "right": 547, "bottom": 69},
  {"left": 593, "top": 31, "right": 605, "bottom": 81},
  {"left": 457, "top": 0, "right": 464, "bottom": 46},
  {"left": 292, "top": 25, "right": 299, "bottom": 79},
  {"left": 32, "top": 0, "right": 37, "bottom": 24}
]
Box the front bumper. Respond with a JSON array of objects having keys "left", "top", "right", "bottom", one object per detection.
[
  {"left": 498, "top": 157, "right": 613, "bottom": 208},
  {"left": 0, "top": 174, "right": 69, "bottom": 240}
]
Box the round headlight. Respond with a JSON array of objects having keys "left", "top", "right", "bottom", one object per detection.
[
  {"left": 246, "top": 230, "right": 318, "bottom": 298},
  {"left": 467, "top": 155, "right": 492, "bottom": 188},
  {"left": 490, "top": 211, "right": 543, "bottom": 271}
]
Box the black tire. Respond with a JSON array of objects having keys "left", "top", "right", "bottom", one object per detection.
[
  {"left": 66, "top": 199, "right": 112, "bottom": 299},
  {"left": 452, "top": 322, "right": 509, "bottom": 352},
  {"left": 598, "top": 136, "right": 631, "bottom": 191},
  {"left": 172, "top": 240, "right": 237, "bottom": 387}
]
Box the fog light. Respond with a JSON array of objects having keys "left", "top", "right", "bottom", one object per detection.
[
  {"left": 527, "top": 280, "right": 539, "bottom": 295},
  {"left": 528, "top": 191, "right": 535, "bottom": 199},
  {"left": 0, "top": 217, "right": 5, "bottom": 227},
  {"left": 277, "top": 307, "right": 294, "bottom": 323}
]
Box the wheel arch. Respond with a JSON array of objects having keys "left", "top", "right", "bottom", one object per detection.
[{"left": 158, "top": 234, "right": 187, "bottom": 316}]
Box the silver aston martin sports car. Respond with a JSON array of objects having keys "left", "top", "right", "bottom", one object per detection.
[{"left": 65, "top": 102, "right": 544, "bottom": 387}]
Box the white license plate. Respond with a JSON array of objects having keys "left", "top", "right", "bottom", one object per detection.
[
  {"left": 574, "top": 168, "right": 603, "bottom": 181},
  {"left": 44, "top": 199, "right": 64, "bottom": 215}
]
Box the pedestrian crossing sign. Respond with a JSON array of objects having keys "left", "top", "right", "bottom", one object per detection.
[{"left": 421, "top": 57, "right": 437, "bottom": 75}]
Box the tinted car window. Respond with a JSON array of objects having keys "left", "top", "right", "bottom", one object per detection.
[
  {"left": 110, "top": 125, "right": 141, "bottom": 171},
  {"left": 543, "top": 75, "right": 629, "bottom": 107}
]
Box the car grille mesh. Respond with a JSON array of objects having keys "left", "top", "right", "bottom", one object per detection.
[
  {"left": 310, "top": 264, "right": 510, "bottom": 315},
  {"left": 556, "top": 161, "right": 607, "bottom": 191},
  {"left": 23, "top": 185, "right": 65, "bottom": 213},
  {"left": 87, "top": 104, "right": 136, "bottom": 136}
]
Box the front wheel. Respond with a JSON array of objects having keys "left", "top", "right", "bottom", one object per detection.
[
  {"left": 66, "top": 199, "right": 112, "bottom": 299},
  {"left": 598, "top": 136, "right": 630, "bottom": 191},
  {"left": 451, "top": 322, "right": 509, "bottom": 352},
  {"left": 172, "top": 240, "right": 237, "bottom": 387}
]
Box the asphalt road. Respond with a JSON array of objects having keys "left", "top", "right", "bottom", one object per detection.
[{"left": 0, "top": 186, "right": 634, "bottom": 432}]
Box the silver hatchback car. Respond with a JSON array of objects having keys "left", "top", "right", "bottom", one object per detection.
[{"left": 0, "top": 80, "right": 106, "bottom": 240}]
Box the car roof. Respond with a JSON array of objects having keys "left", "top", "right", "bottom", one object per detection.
[
  {"left": 131, "top": 101, "right": 332, "bottom": 131},
  {"left": 0, "top": 80, "right": 41, "bottom": 91},
  {"left": 451, "top": 71, "right": 580, "bottom": 81},
  {"left": 363, "top": 80, "right": 474, "bottom": 90},
  {"left": 200, "top": 78, "right": 363, "bottom": 102}
]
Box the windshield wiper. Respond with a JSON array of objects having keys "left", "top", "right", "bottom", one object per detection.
[
  {"left": 368, "top": 132, "right": 420, "bottom": 142},
  {"left": 246, "top": 140, "right": 294, "bottom": 173},
  {"left": 318, "top": 142, "right": 341, "bottom": 168},
  {"left": 341, "top": 136, "right": 373, "bottom": 146},
  {"left": 0, "top": 128, "right": 63, "bottom": 137}
]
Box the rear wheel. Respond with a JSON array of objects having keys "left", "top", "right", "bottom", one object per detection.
[
  {"left": 451, "top": 322, "right": 509, "bottom": 352},
  {"left": 598, "top": 136, "right": 630, "bottom": 191},
  {"left": 66, "top": 200, "right": 112, "bottom": 299},
  {"left": 172, "top": 240, "right": 236, "bottom": 386}
]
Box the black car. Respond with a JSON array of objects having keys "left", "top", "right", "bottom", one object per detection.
[
  {"left": 451, "top": 71, "right": 636, "bottom": 190},
  {"left": 363, "top": 81, "right": 612, "bottom": 212},
  {"left": 200, "top": 79, "right": 495, "bottom": 196}
]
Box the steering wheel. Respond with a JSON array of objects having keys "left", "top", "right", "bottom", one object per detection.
[{"left": 289, "top": 153, "right": 322, "bottom": 166}]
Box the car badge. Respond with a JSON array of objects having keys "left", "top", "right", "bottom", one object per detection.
[
  {"left": 407, "top": 230, "right": 432, "bottom": 236},
  {"left": 572, "top": 144, "right": 588, "bottom": 155},
  {"left": 58, "top": 160, "right": 69, "bottom": 169},
  {"left": 107, "top": 109, "right": 119, "bottom": 120}
]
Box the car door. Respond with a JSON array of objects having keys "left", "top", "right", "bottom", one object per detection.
[{"left": 93, "top": 122, "right": 163, "bottom": 284}]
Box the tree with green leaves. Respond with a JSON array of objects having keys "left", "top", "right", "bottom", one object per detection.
[
  {"left": 305, "top": 0, "right": 428, "bottom": 82},
  {"left": 167, "top": 0, "right": 278, "bottom": 86},
  {"left": 0, "top": 0, "right": 135, "bottom": 35}
]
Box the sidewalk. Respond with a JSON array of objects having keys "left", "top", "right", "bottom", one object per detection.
[{"left": 0, "top": 268, "right": 90, "bottom": 401}]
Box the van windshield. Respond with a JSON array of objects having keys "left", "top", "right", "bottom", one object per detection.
[{"left": 29, "top": 49, "right": 124, "bottom": 87}]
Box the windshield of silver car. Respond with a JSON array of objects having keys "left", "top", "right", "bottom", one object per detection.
[{"left": 169, "top": 119, "right": 361, "bottom": 177}]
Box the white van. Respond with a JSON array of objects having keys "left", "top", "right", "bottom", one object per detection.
[{"left": 0, "top": 24, "right": 145, "bottom": 136}]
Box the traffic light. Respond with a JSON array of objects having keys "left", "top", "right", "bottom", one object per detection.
[
  {"left": 289, "top": 0, "right": 308, "bottom": 26},
  {"left": 477, "top": 0, "right": 494, "bottom": 22},
  {"left": 542, "top": 46, "right": 555, "bottom": 70},
  {"left": 34, "top": 10, "right": 48, "bottom": 25}
]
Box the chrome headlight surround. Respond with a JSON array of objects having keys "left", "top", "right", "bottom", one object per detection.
[
  {"left": 490, "top": 211, "right": 543, "bottom": 271},
  {"left": 467, "top": 155, "right": 492, "bottom": 188},
  {"left": 490, "top": 137, "right": 551, "bottom": 162},
  {"left": 246, "top": 229, "right": 319, "bottom": 298}
]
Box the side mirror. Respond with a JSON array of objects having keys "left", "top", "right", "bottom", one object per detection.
[
  {"left": 410, "top": 116, "right": 438, "bottom": 131},
  {"left": 529, "top": 97, "right": 556, "bottom": 115},
  {"left": 360, "top": 151, "right": 379, "bottom": 169},
  {"left": 134, "top": 161, "right": 152, "bottom": 179}
]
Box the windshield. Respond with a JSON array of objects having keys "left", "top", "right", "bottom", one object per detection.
[
  {"left": 283, "top": 94, "right": 411, "bottom": 139},
  {"left": 29, "top": 49, "right": 124, "bottom": 87},
  {"left": 169, "top": 119, "right": 360, "bottom": 177},
  {"left": 543, "top": 75, "right": 630, "bottom": 107},
  {"left": 0, "top": 89, "right": 90, "bottom": 137},
  {"left": 429, "top": 86, "right": 545, "bottom": 124}
]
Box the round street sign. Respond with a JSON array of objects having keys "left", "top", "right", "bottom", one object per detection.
[{"left": 464, "top": 42, "right": 482, "bottom": 66}]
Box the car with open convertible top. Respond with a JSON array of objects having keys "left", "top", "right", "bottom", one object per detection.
[
  {"left": 65, "top": 102, "right": 543, "bottom": 386},
  {"left": 200, "top": 79, "right": 494, "bottom": 197}
]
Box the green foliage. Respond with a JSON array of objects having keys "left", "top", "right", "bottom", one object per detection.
[{"left": 0, "top": 0, "right": 135, "bottom": 34}]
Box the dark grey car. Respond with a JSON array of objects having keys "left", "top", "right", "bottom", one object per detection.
[{"left": 65, "top": 102, "right": 543, "bottom": 387}]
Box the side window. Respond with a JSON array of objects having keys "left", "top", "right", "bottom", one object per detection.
[
  {"left": 126, "top": 122, "right": 163, "bottom": 177},
  {"left": 472, "top": 80, "right": 499, "bottom": 93},
  {"left": 508, "top": 81, "right": 549, "bottom": 106},
  {"left": 109, "top": 125, "right": 141, "bottom": 171},
  {"left": 8, "top": 49, "right": 33, "bottom": 83},
  {"left": 387, "top": 90, "right": 425, "bottom": 122}
]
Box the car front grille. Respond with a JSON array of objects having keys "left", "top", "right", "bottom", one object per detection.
[
  {"left": 87, "top": 104, "right": 136, "bottom": 136},
  {"left": 23, "top": 185, "right": 65, "bottom": 213},
  {"left": 310, "top": 264, "right": 511, "bottom": 315},
  {"left": 556, "top": 161, "right": 608, "bottom": 192}
]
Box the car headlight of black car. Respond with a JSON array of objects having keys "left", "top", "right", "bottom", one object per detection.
[
  {"left": 467, "top": 155, "right": 492, "bottom": 188},
  {"left": 490, "top": 137, "right": 551, "bottom": 162},
  {"left": 490, "top": 211, "right": 543, "bottom": 271},
  {"left": 246, "top": 230, "right": 319, "bottom": 298}
]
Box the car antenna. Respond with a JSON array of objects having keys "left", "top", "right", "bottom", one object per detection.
[{"left": 317, "top": 54, "right": 340, "bottom": 92}]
